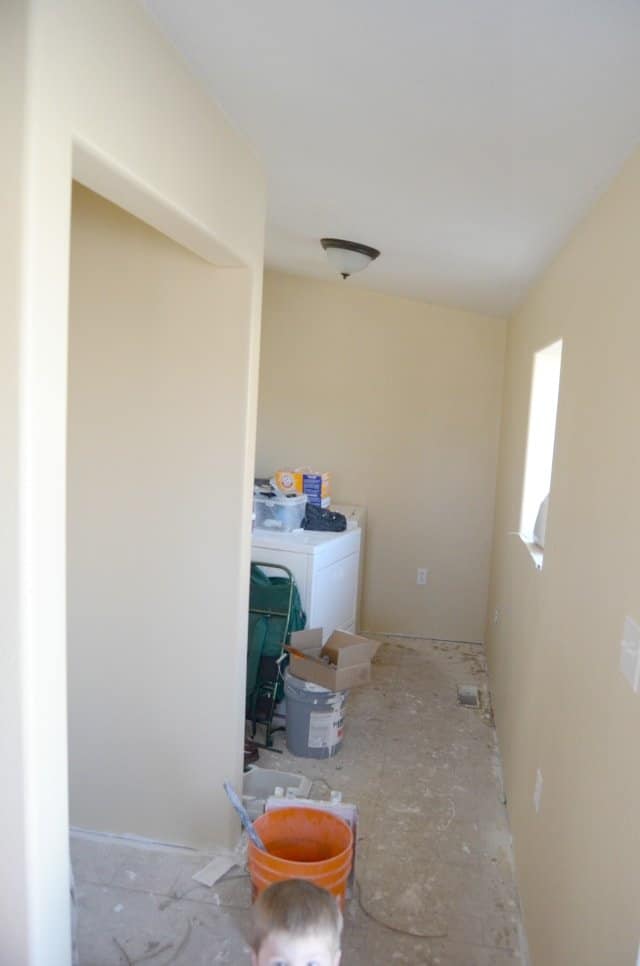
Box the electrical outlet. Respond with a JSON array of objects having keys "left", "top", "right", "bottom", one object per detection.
[
  {"left": 417, "top": 568, "right": 428, "bottom": 586},
  {"left": 533, "top": 768, "right": 543, "bottom": 813},
  {"left": 493, "top": 608, "right": 500, "bottom": 624}
]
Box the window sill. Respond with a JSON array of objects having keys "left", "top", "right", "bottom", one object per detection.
[{"left": 519, "top": 535, "right": 544, "bottom": 571}]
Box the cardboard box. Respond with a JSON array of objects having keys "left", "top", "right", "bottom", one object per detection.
[{"left": 287, "top": 628, "right": 379, "bottom": 691}]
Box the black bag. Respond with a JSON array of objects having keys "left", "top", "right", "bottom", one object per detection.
[{"left": 302, "top": 503, "right": 347, "bottom": 532}]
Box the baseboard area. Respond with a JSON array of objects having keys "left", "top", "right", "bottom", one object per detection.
[{"left": 362, "top": 630, "right": 484, "bottom": 646}]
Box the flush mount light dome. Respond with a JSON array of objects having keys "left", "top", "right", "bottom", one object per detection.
[{"left": 320, "top": 238, "right": 381, "bottom": 279}]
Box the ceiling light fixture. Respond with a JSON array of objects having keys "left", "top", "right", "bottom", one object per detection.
[{"left": 320, "top": 238, "right": 380, "bottom": 279}]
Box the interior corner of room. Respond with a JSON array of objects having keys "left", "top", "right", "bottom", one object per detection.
[
  {"left": 254, "top": 270, "right": 507, "bottom": 645},
  {"left": 4, "top": 1, "right": 640, "bottom": 964}
]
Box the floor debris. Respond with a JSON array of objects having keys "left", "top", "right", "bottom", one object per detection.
[
  {"left": 192, "top": 854, "right": 239, "bottom": 888},
  {"left": 72, "top": 638, "right": 528, "bottom": 964}
]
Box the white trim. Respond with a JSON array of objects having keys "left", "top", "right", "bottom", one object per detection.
[{"left": 519, "top": 534, "right": 544, "bottom": 571}]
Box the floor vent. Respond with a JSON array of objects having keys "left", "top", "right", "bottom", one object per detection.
[{"left": 457, "top": 685, "right": 481, "bottom": 709}]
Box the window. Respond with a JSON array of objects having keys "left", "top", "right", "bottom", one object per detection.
[{"left": 520, "top": 339, "right": 563, "bottom": 560}]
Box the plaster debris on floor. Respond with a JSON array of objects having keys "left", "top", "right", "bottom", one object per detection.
[{"left": 72, "top": 638, "right": 528, "bottom": 965}]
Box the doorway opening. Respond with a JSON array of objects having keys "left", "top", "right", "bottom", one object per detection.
[{"left": 67, "top": 182, "right": 251, "bottom": 851}]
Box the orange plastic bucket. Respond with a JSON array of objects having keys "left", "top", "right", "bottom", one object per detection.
[{"left": 248, "top": 806, "right": 353, "bottom": 908}]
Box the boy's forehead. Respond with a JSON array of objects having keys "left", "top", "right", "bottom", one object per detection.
[{"left": 260, "top": 928, "right": 337, "bottom": 955}]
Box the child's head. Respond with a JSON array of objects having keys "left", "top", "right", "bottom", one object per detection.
[{"left": 250, "top": 879, "right": 343, "bottom": 966}]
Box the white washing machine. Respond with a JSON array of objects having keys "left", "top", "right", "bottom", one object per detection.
[{"left": 251, "top": 527, "right": 362, "bottom": 643}]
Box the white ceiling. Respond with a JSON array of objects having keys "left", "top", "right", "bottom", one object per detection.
[{"left": 144, "top": 0, "right": 640, "bottom": 317}]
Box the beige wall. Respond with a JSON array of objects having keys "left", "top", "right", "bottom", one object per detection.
[
  {"left": 0, "top": 3, "right": 30, "bottom": 961},
  {"left": 257, "top": 271, "right": 506, "bottom": 642},
  {"left": 486, "top": 148, "right": 640, "bottom": 965},
  {"left": 67, "top": 185, "right": 250, "bottom": 847},
  {"left": 2, "top": 1, "right": 264, "bottom": 961}
]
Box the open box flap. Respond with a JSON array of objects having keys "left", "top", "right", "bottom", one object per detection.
[{"left": 289, "top": 628, "right": 323, "bottom": 654}]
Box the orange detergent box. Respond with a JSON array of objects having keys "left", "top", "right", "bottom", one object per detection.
[{"left": 273, "top": 469, "right": 303, "bottom": 495}]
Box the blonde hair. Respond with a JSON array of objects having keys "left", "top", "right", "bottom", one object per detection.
[{"left": 251, "top": 879, "right": 343, "bottom": 953}]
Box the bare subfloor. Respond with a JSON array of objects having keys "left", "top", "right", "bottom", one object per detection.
[{"left": 73, "top": 638, "right": 528, "bottom": 965}]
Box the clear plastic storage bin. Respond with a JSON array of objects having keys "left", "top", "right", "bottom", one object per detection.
[{"left": 253, "top": 493, "right": 307, "bottom": 531}]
